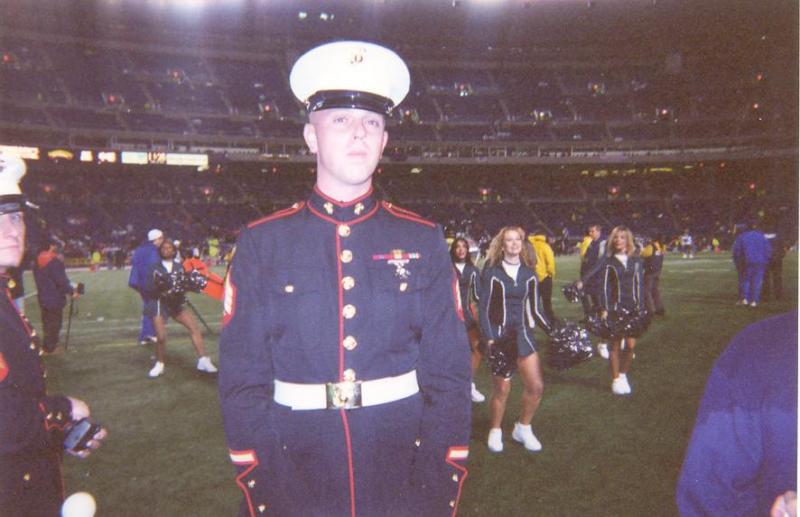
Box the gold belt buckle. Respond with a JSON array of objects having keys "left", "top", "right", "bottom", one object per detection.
[{"left": 326, "top": 380, "right": 362, "bottom": 409}]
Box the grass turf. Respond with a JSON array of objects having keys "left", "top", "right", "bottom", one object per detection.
[{"left": 22, "top": 251, "right": 797, "bottom": 516}]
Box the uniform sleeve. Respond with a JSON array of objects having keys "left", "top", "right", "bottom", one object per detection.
[
  {"left": 477, "top": 268, "right": 497, "bottom": 342},
  {"left": 217, "top": 229, "right": 279, "bottom": 516},
  {"left": 676, "top": 362, "right": 762, "bottom": 516},
  {"left": 0, "top": 383, "right": 72, "bottom": 455},
  {"left": 528, "top": 275, "right": 551, "bottom": 333},
  {"left": 413, "top": 230, "right": 472, "bottom": 516}
]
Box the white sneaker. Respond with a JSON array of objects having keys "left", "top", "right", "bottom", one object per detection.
[
  {"left": 511, "top": 422, "right": 542, "bottom": 452},
  {"left": 749, "top": 301, "right": 757, "bottom": 308},
  {"left": 487, "top": 428, "right": 503, "bottom": 453},
  {"left": 471, "top": 383, "right": 486, "bottom": 403},
  {"left": 612, "top": 374, "right": 631, "bottom": 395},
  {"left": 148, "top": 361, "right": 164, "bottom": 378},
  {"left": 597, "top": 343, "right": 609, "bottom": 360},
  {"left": 197, "top": 356, "right": 218, "bottom": 373}
]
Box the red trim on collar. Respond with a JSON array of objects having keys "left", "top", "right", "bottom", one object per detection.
[
  {"left": 247, "top": 202, "right": 305, "bottom": 229},
  {"left": 382, "top": 202, "right": 436, "bottom": 227},
  {"left": 308, "top": 202, "right": 379, "bottom": 225},
  {"left": 314, "top": 185, "right": 373, "bottom": 207}
]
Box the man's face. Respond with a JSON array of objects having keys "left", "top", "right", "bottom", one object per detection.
[
  {"left": 303, "top": 108, "right": 388, "bottom": 194},
  {"left": 589, "top": 226, "right": 601, "bottom": 240},
  {"left": 0, "top": 211, "right": 25, "bottom": 270}
]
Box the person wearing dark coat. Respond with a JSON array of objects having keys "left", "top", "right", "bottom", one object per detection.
[
  {"left": 641, "top": 234, "right": 665, "bottom": 316},
  {"left": 580, "top": 225, "right": 645, "bottom": 395},
  {"left": 732, "top": 221, "right": 772, "bottom": 307},
  {"left": 33, "top": 243, "right": 76, "bottom": 353},
  {"left": 478, "top": 226, "right": 551, "bottom": 453},
  {"left": 451, "top": 237, "right": 485, "bottom": 403},
  {"left": 128, "top": 229, "right": 163, "bottom": 345},
  {"left": 218, "top": 41, "right": 471, "bottom": 517},
  {"left": 0, "top": 152, "right": 106, "bottom": 516}
]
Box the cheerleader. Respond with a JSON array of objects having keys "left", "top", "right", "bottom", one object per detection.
[
  {"left": 579, "top": 226, "right": 645, "bottom": 395},
  {"left": 479, "top": 226, "right": 550, "bottom": 452},
  {"left": 145, "top": 238, "right": 217, "bottom": 378},
  {"left": 450, "top": 237, "right": 485, "bottom": 402}
]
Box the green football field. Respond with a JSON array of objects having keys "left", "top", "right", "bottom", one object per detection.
[{"left": 24, "top": 251, "right": 796, "bottom": 516}]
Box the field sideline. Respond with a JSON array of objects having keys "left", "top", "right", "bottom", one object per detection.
[{"left": 22, "top": 251, "right": 797, "bottom": 516}]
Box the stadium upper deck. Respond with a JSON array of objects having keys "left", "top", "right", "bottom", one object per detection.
[{"left": 0, "top": 0, "right": 796, "bottom": 159}]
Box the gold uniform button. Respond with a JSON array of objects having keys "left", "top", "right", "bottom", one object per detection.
[
  {"left": 449, "top": 500, "right": 456, "bottom": 508},
  {"left": 338, "top": 224, "right": 351, "bottom": 237},
  {"left": 30, "top": 343, "right": 36, "bottom": 350},
  {"left": 343, "top": 369, "right": 356, "bottom": 382},
  {"left": 258, "top": 504, "right": 267, "bottom": 513},
  {"left": 248, "top": 480, "right": 256, "bottom": 488},
  {"left": 340, "top": 250, "right": 353, "bottom": 263},
  {"left": 414, "top": 438, "right": 421, "bottom": 447},
  {"left": 323, "top": 202, "right": 334, "bottom": 215},
  {"left": 343, "top": 336, "right": 358, "bottom": 350},
  {"left": 354, "top": 202, "right": 365, "bottom": 215},
  {"left": 342, "top": 304, "right": 356, "bottom": 319},
  {"left": 23, "top": 473, "right": 31, "bottom": 482},
  {"left": 284, "top": 284, "right": 294, "bottom": 293},
  {"left": 452, "top": 474, "right": 459, "bottom": 482},
  {"left": 342, "top": 276, "right": 355, "bottom": 290},
  {"left": 399, "top": 282, "right": 408, "bottom": 292}
]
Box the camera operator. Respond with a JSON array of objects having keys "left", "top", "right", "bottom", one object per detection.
[
  {"left": 33, "top": 241, "right": 79, "bottom": 353},
  {"left": 0, "top": 153, "right": 106, "bottom": 516},
  {"left": 145, "top": 238, "right": 217, "bottom": 378}
]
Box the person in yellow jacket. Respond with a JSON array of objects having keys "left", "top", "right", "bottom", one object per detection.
[{"left": 529, "top": 229, "right": 557, "bottom": 322}]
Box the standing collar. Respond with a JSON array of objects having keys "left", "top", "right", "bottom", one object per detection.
[{"left": 308, "top": 185, "right": 378, "bottom": 223}]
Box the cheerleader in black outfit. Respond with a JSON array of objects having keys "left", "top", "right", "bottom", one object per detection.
[
  {"left": 579, "top": 226, "right": 645, "bottom": 395},
  {"left": 450, "top": 237, "right": 485, "bottom": 403},
  {"left": 479, "top": 226, "right": 551, "bottom": 452},
  {"left": 144, "top": 238, "right": 217, "bottom": 378}
]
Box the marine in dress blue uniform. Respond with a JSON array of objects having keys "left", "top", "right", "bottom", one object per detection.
[
  {"left": 0, "top": 154, "right": 105, "bottom": 516},
  {"left": 218, "top": 42, "right": 471, "bottom": 517}
]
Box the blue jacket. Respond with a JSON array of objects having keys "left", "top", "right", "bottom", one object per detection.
[
  {"left": 677, "top": 311, "right": 797, "bottom": 516},
  {"left": 128, "top": 241, "right": 160, "bottom": 295},
  {"left": 218, "top": 187, "right": 471, "bottom": 517},
  {"left": 33, "top": 251, "right": 73, "bottom": 310},
  {"left": 478, "top": 262, "right": 550, "bottom": 355},
  {"left": 580, "top": 237, "right": 605, "bottom": 295},
  {"left": 582, "top": 254, "right": 645, "bottom": 312},
  {"left": 732, "top": 230, "right": 772, "bottom": 266},
  {"left": 454, "top": 261, "right": 480, "bottom": 328}
]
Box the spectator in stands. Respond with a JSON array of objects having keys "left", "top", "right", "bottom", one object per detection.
[
  {"left": 677, "top": 312, "right": 797, "bottom": 516},
  {"left": 641, "top": 233, "right": 666, "bottom": 316},
  {"left": 579, "top": 224, "right": 608, "bottom": 359},
  {"left": 33, "top": 241, "right": 78, "bottom": 353},
  {"left": 529, "top": 228, "right": 557, "bottom": 322},
  {"left": 479, "top": 226, "right": 550, "bottom": 452},
  {"left": 145, "top": 238, "right": 217, "bottom": 378},
  {"left": 579, "top": 226, "right": 645, "bottom": 395},
  {"left": 732, "top": 219, "right": 772, "bottom": 308},
  {"left": 128, "top": 229, "right": 162, "bottom": 345},
  {"left": 450, "top": 237, "right": 486, "bottom": 403}
]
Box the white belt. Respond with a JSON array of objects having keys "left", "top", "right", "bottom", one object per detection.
[{"left": 274, "top": 370, "right": 419, "bottom": 410}]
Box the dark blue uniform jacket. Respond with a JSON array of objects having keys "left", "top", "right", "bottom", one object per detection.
[
  {"left": 1, "top": 274, "right": 72, "bottom": 514},
  {"left": 218, "top": 188, "right": 471, "bottom": 517},
  {"left": 129, "top": 242, "right": 160, "bottom": 296}
]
